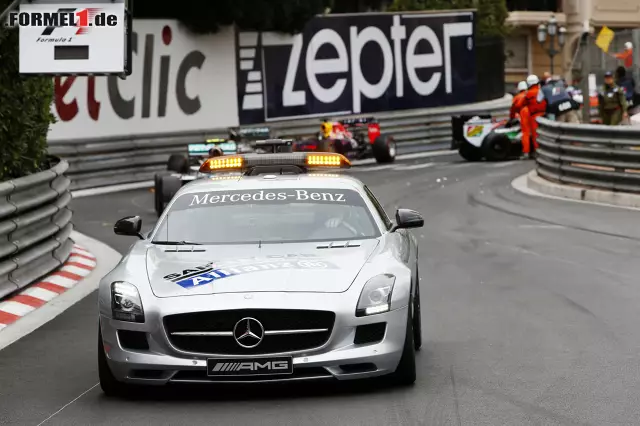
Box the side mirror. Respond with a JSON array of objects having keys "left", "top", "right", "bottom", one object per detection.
[
  {"left": 114, "top": 216, "right": 144, "bottom": 239},
  {"left": 391, "top": 209, "right": 424, "bottom": 232}
]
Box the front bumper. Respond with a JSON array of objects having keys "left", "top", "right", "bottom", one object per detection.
[{"left": 100, "top": 305, "right": 408, "bottom": 385}]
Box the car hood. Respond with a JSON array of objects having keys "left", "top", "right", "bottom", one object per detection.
[{"left": 145, "top": 240, "right": 379, "bottom": 298}]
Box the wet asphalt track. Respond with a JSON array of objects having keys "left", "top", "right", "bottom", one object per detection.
[{"left": 2, "top": 155, "right": 640, "bottom": 426}]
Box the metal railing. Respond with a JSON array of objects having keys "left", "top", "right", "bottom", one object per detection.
[
  {"left": 0, "top": 159, "right": 74, "bottom": 299},
  {"left": 48, "top": 96, "right": 511, "bottom": 190},
  {"left": 535, "top": 117, "right": 640, "bottom": 193}
]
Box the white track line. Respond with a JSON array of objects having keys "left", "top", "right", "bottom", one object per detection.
[
  {"left": 395, "top": 163, "right": 436, "bottom": 171},
  {"left": 36, "top": 383, "right": 99, "bottom": 426}
]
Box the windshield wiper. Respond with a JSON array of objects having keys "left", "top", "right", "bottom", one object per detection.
[{"left": 152, "top": 240, "right": 202, "bottom": 246}]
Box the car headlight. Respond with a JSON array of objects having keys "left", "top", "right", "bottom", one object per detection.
[
  {"left": 356, "top": 274, "right": 396, "bottom": 317},
  {"left": 111, "top": 281, "right": 145, "bottom": 323}
]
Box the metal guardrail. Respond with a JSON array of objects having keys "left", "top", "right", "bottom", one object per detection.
[
  {"left": 48, "top": 96, "right": 511, "bottom": 190},
  {"left": 535, "top": 117, "right": 640, "bottom": 193},
  {"left": 0, "top": 159, "right": 73, "bottom": 299}
]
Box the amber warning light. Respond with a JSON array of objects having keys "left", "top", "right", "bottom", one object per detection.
[{"left": 199, "top": 152, "right": 350, "bottom": 174}]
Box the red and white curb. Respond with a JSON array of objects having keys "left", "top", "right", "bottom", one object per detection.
[{"left": 0, "top": 244, "right": 97, "bottom": 331}]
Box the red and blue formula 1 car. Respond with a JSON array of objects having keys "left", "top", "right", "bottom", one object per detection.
[{"left": 293, "top": 117, "right": 397, "bottom": 163}]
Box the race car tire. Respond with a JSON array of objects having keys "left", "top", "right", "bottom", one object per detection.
[
  {"left": 160, "top": 175, "right": 182, "bottom": 208},
  {"left": 458, "top": 140, "right": 483, "bottom": 162},
  {"left": 413, "top": 265, "right": 422, "bottom": 351},
  {"left": 167, "top": 154, "right": 188, "bottom": 173},
  {"left": 482, "top": 132, "right": 511, "bottom": 162},
  {"left": 389, "top": 297, "right": 417, "bottom": 386},
  {"left": 98, "top": 325, "right": 130, "bottom": 397},
  {"left": 154, "top": 174, "right": 165, "bottom": 217},
  {"left": 372, "top": 134, "right": 397, "bottom": 164}
]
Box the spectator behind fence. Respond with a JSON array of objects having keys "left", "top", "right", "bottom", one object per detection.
[
  {"left": 611, "top": 42, "right": 633, "bottom": 69},
  {"left": 615, "top": 66, "right": 636, "bottom": 109},
  {"left": 598, "top": 71, "right": 628, "bottom": 125}
]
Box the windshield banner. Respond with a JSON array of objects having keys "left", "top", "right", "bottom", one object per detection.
[{"left": 172, "top": 188, "right": 366, "bottom": 211}]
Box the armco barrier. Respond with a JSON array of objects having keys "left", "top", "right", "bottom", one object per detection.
[
  {"left": 0, "top": 159, "right": 73, "bottom": 299},
  {"left": 48, "top": 96, "right": 511, "bottom": 190},
  {"left": 536, "top": 117, "right": 640, "bottom": 193}
]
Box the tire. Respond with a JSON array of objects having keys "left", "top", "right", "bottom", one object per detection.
[
  {"left": 167, "top": 154, "right": 188, "bottom": 173},
  {"left": 482, "top": 132, "right": 511, "bottom": 162},
  {"left": 389, "top": 298, "right": 417, "bottom": 385},
  {"left": 458, "top": 141, "right": 483, "bottom": 162},
  {"left": 372, "top": 134, "right": 397, "bottom": 164},
  {"left": 413, "top": 266, "right": 422, "bottom": 351},
  {"left": 154, "top": 174, "right": 164, "bottom": 217},
  {"left": 98, "top": 325, "right": 129, "bottom": 397},
  {"left": 161, "top": 175, "right": 182, "bottom": 204}
]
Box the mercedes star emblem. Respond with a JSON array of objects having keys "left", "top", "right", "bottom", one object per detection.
[{"left": 233, "top": 317, "right": 265, "bottom": 348}]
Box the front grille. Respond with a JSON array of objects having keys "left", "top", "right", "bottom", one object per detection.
[{"left": 164, "top": 309, "right": 335, "bottom": 355}]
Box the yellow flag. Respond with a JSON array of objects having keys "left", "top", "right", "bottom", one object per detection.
[{"left": 595, "top": 26, "right": 615, "bottom": 52}]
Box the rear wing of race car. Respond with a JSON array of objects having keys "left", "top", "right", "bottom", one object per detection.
[
  {"left": 254, "top": 139, "right": 294, "bottom": 153},
  {"left": 229, "top": 126, "right": 271, "bottom": 142},
  {"left": 450, "top": 114, "right": 491, "bottom": 149},
  {"left": 338, "top": 117, "right": 378, "bottom": 126},
  {"left": 188, "top": 138, "right": 238, "bottom": 157}
]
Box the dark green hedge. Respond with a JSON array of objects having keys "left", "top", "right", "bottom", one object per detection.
[
  {"left": 0, "top": 2, "right": 55, "bottom": 181},
  {"left": 134, "top": 0, "right": 333, "bottom": 34}
]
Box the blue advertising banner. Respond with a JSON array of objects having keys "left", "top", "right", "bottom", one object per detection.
[{"left": 236, "top": 11, "right": 477, "bottom": 125}]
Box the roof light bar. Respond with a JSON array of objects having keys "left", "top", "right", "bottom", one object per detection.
[{"left": 198, "top": 151, "right": 350, "bottom": 174}]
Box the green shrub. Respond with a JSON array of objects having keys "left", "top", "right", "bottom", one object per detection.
[{"left": 0, "top": 6, "right": 55, "bottom": 181}]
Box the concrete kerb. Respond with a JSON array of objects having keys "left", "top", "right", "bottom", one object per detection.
[
  {"left": 0, "top": 230, "right": 121, "bottom": 351},
  {"left": 519, "top": 169, "right": 640, "bottom": 210}
]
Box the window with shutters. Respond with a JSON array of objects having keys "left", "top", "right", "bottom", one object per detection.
[{"left": 505, "top": 34, "right": 530, "bottom": 72}]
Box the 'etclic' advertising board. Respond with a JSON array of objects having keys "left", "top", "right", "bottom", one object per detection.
[
  {"left": 236, "top": 11, "right": 477, "bottom": 125},
  {"left": 47, "top": 21, "right": 239, "bottom": 141}
]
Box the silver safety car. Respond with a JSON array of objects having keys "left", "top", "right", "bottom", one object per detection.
[{"left": 99, "top": 150, "right": 424, "bottom": 395}]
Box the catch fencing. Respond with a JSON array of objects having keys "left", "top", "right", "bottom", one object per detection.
[
  {"left": 0, "top": 160, "right": 73, "bottom": 299},
  {"left": 535, "top": 117, "right": 640, "bottom": 193},
  {"left": 49, "top": 96, "right": 511, "bottom": 190}
]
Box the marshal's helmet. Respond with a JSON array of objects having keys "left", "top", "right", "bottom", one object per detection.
[{"left": 526, "top": 74, "right": 540, "bottom": 87}]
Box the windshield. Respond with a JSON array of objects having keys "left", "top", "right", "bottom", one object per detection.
[{"left": 153, "top": 188, "right": 380, "bottom": 244}]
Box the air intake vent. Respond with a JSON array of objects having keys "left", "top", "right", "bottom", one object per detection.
[{"left": 316, "top": 241, "right": 361, "bottom": 249}]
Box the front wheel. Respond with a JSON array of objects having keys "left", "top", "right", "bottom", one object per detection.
[
  {"left": 154, "top": 174, "right": 164, "bottom": 217},
  {"left": 167, "top": 154, "right": 188, "bottom": 173},
  {"left": 413, "top": 267, "right": 422, "bottom": 351},
  {"left": 372, "top": 134, "right": 397, "bottom": 164},
  {"left": 389, "top": 302, "right": 417, "bottom": 385},
  {"left": 98, "top": 325, "right": 129, "bottom": 397}
]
